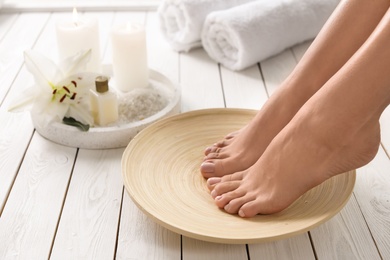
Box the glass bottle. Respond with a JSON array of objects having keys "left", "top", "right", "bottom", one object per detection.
[{"left": 90, "top": 76, "right": 118, "bottom": 126}]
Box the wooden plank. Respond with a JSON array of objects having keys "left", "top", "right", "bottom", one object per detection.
[
  {"left": 0, "top": 11, "right": 53, "bottom": 215},
  {"left": 248, "top": 234, "right": 315, "bottom": 260},
  {"left": 176, "top": 12, "right": 249, "bottom": 258},
  {"left": 291, "top": 40, "right": 386, "bottom": 259},
  {"left": 241, "top": 46, "right": 315, "bottom": 259},
  {"left": 116, "top": 11, "right": 182, "bottom": 259},
  {"left": 179, "top": 48, "right": 224, "bottom": 112},
  {"left": 380, "top": 106, "right": 390, "bottom": 158},
  {"left": 310, "top": 196, "right": 381, "bottom": 259},
  {"left": 291, "top": 40, "right": 312, "bottom": 63},
  {"left": 182, "top": 238, "right": 248, "bottom": 260},
  {"left": 0, "top": 133, "right": 76, "bottom": 259},
  {"left": 49, "top": 11, "right": 124, "bottom": 259},
  {"left": 0, "top": 67, "right": 35, "bottom": 214},
  {"left": 289, "top": 40, "right": 383, "bottom": 259},
  {"left": 182, "top": 42, "right": 314, "bottom": 260},
  {"left": 50, "top": 148, "right": 124, "bottom": 259},
  {"left": 260, "top": 49, "right": 297, "bottom": 97},
  {"left": 220, "top": 65, "right": 267, "bottom": 110},
  {"left": 0, "top": 13, "right": 18, "bottom": 43},
  {"left": 0, "top": 10, "right": 110, "bottom": 214},
  {"left": 116, "top": 193, "right": 181, "bottom": 259},
  {"left": 0, "top": 12, "right": 50, "bottom": 104},
  {"left": 353, "top": 147, "right": 390, "bottom": 259},
  {"left": 145, "top": 11, "right": 179, "bottom": 83}
]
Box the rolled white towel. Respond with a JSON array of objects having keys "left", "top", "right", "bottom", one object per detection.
[
  {"left": 202, "top": 0, "right": 340, "bottom": 71},
  {"left": 158, "top": 0, "right": 255, "bottom": 52}
]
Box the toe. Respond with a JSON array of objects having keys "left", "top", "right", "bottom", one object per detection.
[
  {"left": 200, "top": 161, "right": 216, "bottom": 178},
  {"left": 204, "top": 149, "right": 230, "bottom": 161},
  {"left": 238, "top": 198, "right": 286, "bottom": 217},
  {"left": 211, "top": 180, "right": 241, "bottom": 199},
  {"left": 207, "top": 171, "right": 245, "bottom": 192},
  {"left": 208, "top": 158, "right": 247, "bottom": 178},
  {"left": 204, "top": 146, "right": 213, "bottom": 155},
  {"left": 215, "top": 140, "right": 226, "bottom": 147},
  {"left": 204, "top": 152, "right": 219, "bottom": 161},
  {"left": 238, "top": 200, "right": 261, "bottom": 218},
  {"left": 224, "top": 195, "right": 254, "bottom": 214},
  {"left": 204, "top": 146, "right": 221, "bottom": 156},
  {"left": 214, "top": 188, "right": 245, "bottom": 209},
  {"left": 200, "top": 159, "right": 231, "bottom": 178},
  {"left": 220, "top": 171, "right": 244, "bottom": 182},
  {"left": 206, "top": 177, "right": 221, "bottom": 191},
  {"left": 204, "top": 139, "right": 228, "bottom": 155},
  {"left": 204, "top": 151, "right": 221, "bottom": 160}
]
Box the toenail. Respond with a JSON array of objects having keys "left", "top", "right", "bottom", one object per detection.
[
  {"left": 201, "top": 162, "right": 215, "bottom": 173},
  {"left": 207, "top": 177, "right": 221, "bottom": 186},
  {"left": 204, "top": 147, "right": 212, "bottom": 154},
  {"left": 207, "top": 153, "right": 218, "bottom": 159},
  {"left": 224, "top": 204, "right": 230, "bottom": 211},
  {"left": 215, "top": 141, "right": 224, "bottom": 147},
  {"left": 215, "top": 195, "right": 222, "bottom": 200},
  {"left": 238, "top": 209, "right": 245, "bottom": 217},
  {"left": 211, "top": 190, "right": 217, "bottom": 198}
]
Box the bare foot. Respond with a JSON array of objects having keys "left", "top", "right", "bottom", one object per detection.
[
  {"left": 199, "top": 0, "right": 390, "bottom": 179},
  {"left": 204, "top": 2, "right": 390, "bottom": 217},
  {"left": 207, "top": 85, "right": 383, "bottom": 217},
  {"left": 200, "top": 87, "right": 303, "bottom": 179}
]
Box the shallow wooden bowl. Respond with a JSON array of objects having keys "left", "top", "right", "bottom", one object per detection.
[{"left": 122, "top": 108, "right": 356, "bottom": 244}]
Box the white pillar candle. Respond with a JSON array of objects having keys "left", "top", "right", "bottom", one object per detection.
[
  {"left": 111, "top": 22, "right": 148, "bottom": 92},
  {"left": 56, "top": 8, "right": 101, "bottom": 72}
]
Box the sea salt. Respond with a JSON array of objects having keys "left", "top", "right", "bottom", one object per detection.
[{"left": 115, "top": 81, "right": 171, "bottom": 125}]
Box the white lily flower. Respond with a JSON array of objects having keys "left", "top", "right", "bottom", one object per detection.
[{"left": 8, "top": 49, "right": 99, "bottom": 128}]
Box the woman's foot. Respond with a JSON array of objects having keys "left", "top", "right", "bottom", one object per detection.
[
  {"left": 207, "top": 91, "right": 382, "bottom": 217},
  {"left": 200, "top": 88, "right": 301, "bottom": 179},
  {"left": 200, "top": 0, "right": 388, "bottom": 179},
  {"left": 204, "top": 2, "right": 390, "bottom": 217},
  {"left": 207, "top": 18, "right": 390, "bottom": 213}
]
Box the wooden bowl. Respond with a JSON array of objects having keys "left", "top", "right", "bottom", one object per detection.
[{"left": 122, "top": 108, "right": 356, "bottom": 244}]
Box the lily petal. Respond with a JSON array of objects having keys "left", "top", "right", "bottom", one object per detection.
[
  {"left": 15, "top": 49, "right": 102, "bottom": 130},
  {"left": 67, "top": 105, "right": 94, "bottom": 126},
  {"left": 7, "top": 86, "right": 37, "bottom": 112},
  {"left": 31, "top": 98, "right": 69, "bottom": 127},
  {"left": 57, "top": 71, "right": 100, "bottom": 96},
  {"left": 24, "top": 50, "right": 63, "bottom": 90},
  {"left": 58, "top": 49, "right": 92, "bottom": 77}
]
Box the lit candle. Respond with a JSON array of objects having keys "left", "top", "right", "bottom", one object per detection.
[
  {"left": 111, "top": 22, "right": 148, "bottom": 92},
  {"left": 55, "top": 8, "right": 101, "bottom": 72}
]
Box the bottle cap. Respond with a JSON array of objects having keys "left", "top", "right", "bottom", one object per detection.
[{"left": 95, "top": 76, "right": 109, "bottom": 93}]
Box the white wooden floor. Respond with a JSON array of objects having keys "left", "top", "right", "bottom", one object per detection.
[{"left": 0, "top": 10, "right": 389, "bottom": 260}]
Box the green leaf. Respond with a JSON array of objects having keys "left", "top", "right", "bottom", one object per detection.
[{"left": 63, "top": 117, "right": 90, "bottom": 132}]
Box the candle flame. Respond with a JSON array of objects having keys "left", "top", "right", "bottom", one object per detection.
[{"left": 73, "top": 7, "right": 79, "bottom": 26}]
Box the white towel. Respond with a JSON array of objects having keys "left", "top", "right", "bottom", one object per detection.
[
  {"left": 158, "top": 0, "right": 255, "bottom": 52},
  {"left": 202, "top": 0, "right": 340, "bottom": 71}
]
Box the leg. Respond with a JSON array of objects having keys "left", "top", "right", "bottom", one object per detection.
[
  {"left": 201, "top": 0, "right": 390, "bottom": 178},
  {"left": 209, "top": 6, "right": 390, "bottom": 217}
]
